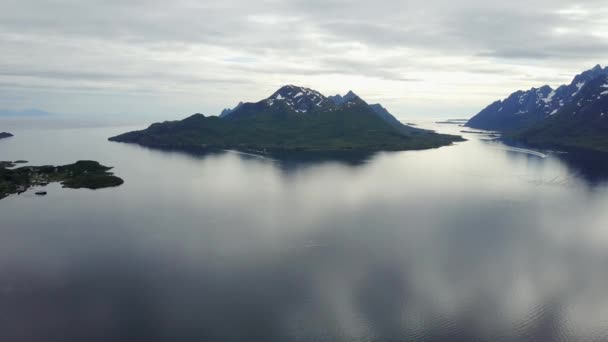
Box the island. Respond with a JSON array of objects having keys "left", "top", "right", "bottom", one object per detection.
[
  {"left": 0, "top": 132, "right": 13, "bottom": 140},
  {"left": 110, "top": 85, "right": 463, "bottom": 156},
  {"left": 0, "top": 160, "right": 124, "bottom": 200}
]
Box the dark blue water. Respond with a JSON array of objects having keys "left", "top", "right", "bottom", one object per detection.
[{"left": 1, "top": 120, "right": 608, "bottom": 342}]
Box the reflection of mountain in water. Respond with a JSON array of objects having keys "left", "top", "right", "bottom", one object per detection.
[
  {"left": 553, "top": 150, "right": 608, "bottom": 185},
  {"left": 484, "top": 138, "right": 608, "bottom": 185},
  {"left": 124, "top": 142, "right": 376, "bottom": 171}
]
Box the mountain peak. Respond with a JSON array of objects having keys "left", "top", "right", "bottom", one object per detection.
[
  {"left": 572, "top": 64, "right": 608, "bottom": 85},
  {"left": 344, "top": 90, "right": 359, "bottom": 102},
  {"left": 329, "top": 90, "right": 362, "bottom": 106},
  {"left": 219, "top": 101, "right": 244, "bottom": 118},
  {"left": 271, "top": 85, "right": 322, "bottom": 98},
  {"left": 266, "top": 85, "right": 328, "bottom": 113}
]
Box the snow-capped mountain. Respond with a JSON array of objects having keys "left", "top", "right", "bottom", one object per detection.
[
  {"left": 514, "top": 72, "right": 608, "bottom": 152},
  {"left": 264, "top": 85, "right": 331, "bottom": 113},
  {"left": 219, "top": 85, "right": 409, "bottom": 131},
  {"left": 467, "top": 65, "right": 608, "bottom": 132},
  {"left": 218, "top": 85, "right": 333, "bottom": 119}
]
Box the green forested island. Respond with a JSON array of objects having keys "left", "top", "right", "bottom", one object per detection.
[
  {"left": 109, "top": 86, "right": 463, "bottom": 155},
  {"left": 0, "top": 160, "right": 124, "bottom": 200}
]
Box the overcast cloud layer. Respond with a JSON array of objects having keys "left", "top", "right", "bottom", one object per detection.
[{"left": 1, "top": 0, "right": 607, "bottom": 120}]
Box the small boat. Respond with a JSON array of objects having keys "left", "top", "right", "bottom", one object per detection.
[{"left": 35, "top": 191, "right": 47, "bottom": 196}]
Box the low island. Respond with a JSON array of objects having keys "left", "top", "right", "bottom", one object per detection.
[
  {"left": 110, "top": 85, "right": 463, "bottom": 156},
  {"left": 0, "top": 132, "right": 13, "bottom": 140},
  {"left": 0, "top": 160, "right": 124, "bottom": 200}
]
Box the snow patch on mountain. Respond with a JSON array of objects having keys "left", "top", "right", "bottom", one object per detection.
[
  {"left": 265, "top": 85, "right": 329, "bottom": 113},
  {"left": 541, "top": 89, "right": 556, "bottom": 104},
  {"left": 573, "top": 82, "right": 585, "bottom": 96}
]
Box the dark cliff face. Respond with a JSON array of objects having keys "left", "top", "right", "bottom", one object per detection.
[{"left": 466, "top": 65, "right": 608, "bottom": 133}]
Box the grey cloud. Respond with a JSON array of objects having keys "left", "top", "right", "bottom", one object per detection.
[
  {"left": 0, "top": 68, "right": 254, "bottom": 85},
  {"left": 0, "top": 0, "right": 606, "bottom": 116},
  {"left": 2, "top": 0, "right": 605, "bottom": 59}
]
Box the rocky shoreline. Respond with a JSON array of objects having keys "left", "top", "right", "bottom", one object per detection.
[{"left": 0, "top": 160, "right": 124, "bottom": 200}]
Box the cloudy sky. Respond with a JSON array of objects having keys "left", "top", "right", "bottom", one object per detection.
[{"left": 1, "top": 0, "right": 607, "bottom": 120}]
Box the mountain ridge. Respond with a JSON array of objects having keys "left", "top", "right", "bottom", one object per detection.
[
  {"left": 466, "top": 65, "right": 608, "bottom": 152},
  {"left": 220, "top": 86, "right": 408, "bottom": 131},
  {"left": 467, "top": 65, "right": 608, "bottom": 132},
  {"left": 514, "top": 73, "right": 608, "bottom": 152}
]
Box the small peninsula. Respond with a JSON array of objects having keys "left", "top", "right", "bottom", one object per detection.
[
  {"left": 0, "top": 132, "right": 13, "bottom": 140},
  {"left": 0, "top": 160, "right": 124, "bottom": 200},
  {"left": 110, "top": 85, "right": 463, "bottom": 156}
]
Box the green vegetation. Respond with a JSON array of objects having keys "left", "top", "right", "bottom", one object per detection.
[
  {"left": 110, "top": 100, "right": 463, "bottom": 155},
  {"left": 512, "top": 122, "right": 608, "bottom": 153},
  {"left": 0, "top": 160, "right": 124, "bottom": 200}
]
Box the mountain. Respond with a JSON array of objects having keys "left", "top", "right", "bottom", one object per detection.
[
  {"left": 368, "top": 103, "right": 411, "bottom": 132},
  {"left": 329, "top": 90, "right": 415, "bottom": 133},
  {"left": 219, "top": 102, "right": 243, "bottom": 118},
  {"left": 467, "top": 65, "right": 608, "bottom": 152},
  {"left": 0, "top": 132, "right": 13, "bottom": 139},
  {"left": 328, "top": 90, "right": 359, "bottom": 106},
  {"left": 109, "top": 85, "right": 463, "bottom": 155},
  {"left": 515, "top": 72, "right": 608, "bottom": 152},
  {"left": 467, "top": 65, "right": 608, "bottom": 132}
]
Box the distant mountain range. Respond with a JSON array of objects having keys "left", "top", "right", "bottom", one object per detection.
[
  {"left": 0, "top": 109, "right": 52, "bottom": 117},
  {"left": 110, "top": 85, "right": 462, "bottom": 155},
  {"left": 467, "top": 65, "right": 608, "bottom": 152}
]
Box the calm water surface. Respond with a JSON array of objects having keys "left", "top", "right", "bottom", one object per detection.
[{"left": 1, "top": 120, "right": 608, "bottom": 342}]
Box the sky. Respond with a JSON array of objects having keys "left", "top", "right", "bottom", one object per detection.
[{"left": 1, "top": 0, "right": 607, "bottom": 121}]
